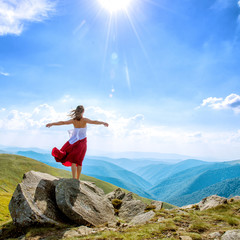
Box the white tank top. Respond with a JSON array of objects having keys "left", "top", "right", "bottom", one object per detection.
[{"left": 68, "top": 127, "right": 87, "bottom": 144}]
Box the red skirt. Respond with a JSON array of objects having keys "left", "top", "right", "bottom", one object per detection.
[{"left": 52, "top": 138, "right": 87, "bottom": 167}]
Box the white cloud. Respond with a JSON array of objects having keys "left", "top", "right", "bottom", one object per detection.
[
  {"left": 0, "top": 71, "right": 10, "bottom": 76},
  {"left": 2, "top": 103, "right": 240, "bottom": 159},
  {"left": 0, "top": 104, "right": 67, "bottom": 130},
  {"left": 0, "top": 0, "right": 56, "bottom": 36},
  {"left": 199, "top": 93, "right": 240, "bottom": 113}
]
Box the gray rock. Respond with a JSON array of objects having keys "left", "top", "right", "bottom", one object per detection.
[
  {"left": 9, "top": 171, "right": 66, "bottom": 226},
  {"left": 129, "top": 210, "right": 155, "bottom": 225},
  {"left": 198, "top": 195, "right": 228, "bottom": 211},
  {"left": 55, "top": 179, "right": 115, "bottom": 226},
  {"left": 229, "top": 196, "right": 240, "bottom": 202},
  {"left": 180, "top": 236, "right": 192, "bottom": 240},
  {"left": 106, "top": 188, "right": 126, "bottom": 201},
  {"left": 151, "top": 200, "right": 163, "bottom": 210},
  {"left": 221, "top": 230, "right": 240, "bottom": 240},
  {"left": 122, "top": 192, "right": 134, "bottom": 201},
  {"left": 209, "top": 231, "right": 222, "bottom": 239},
  {"left": 118, "top": 199, "right": 146, "bottom": 222},
  {"left": 62, "top": 226, "right": 96, "bottom": 238},
  {"left": 181, "top": 195, "right": 228, "bottom": 211},
  {"left": 180, "top": 204, "right": 195, "bottom": 210}
]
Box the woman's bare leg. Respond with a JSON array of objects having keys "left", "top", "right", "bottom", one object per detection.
[
  {"left": 77, "top": 166, "right": 82, "bottom": 180},
  {"left": 71, "top": 163, "right": 77, "bottom": 179}
]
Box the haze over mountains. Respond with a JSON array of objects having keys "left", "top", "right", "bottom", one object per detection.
[{"left": 2, "top": 147, "right": 240, "bottom": 206}]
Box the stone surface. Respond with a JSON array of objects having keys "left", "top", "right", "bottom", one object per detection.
[
  {"left": 180, "top": 236, "right": 192, "bottom": 240},
  {"left": 198, "top": 195, "right": 228, "bottom": 211},
  {"left": 62, "top": 226, "right": 96, "bottom": 238},
  {"left": 229, "top": 196, "right": 240, "bottom": 202},
  {"left": 151, "top": 200, "right": 163, "bottom": 210},
  {"left": 209, "top": 231, "right": 222, "bottom": 239},
  {"left": 9, "top": 171, "right": 67, "bottom": 226},
  {"left": 55, "top": 179, "right": 115, "bottom": 226},
  {"left": 180, "top": 204, "right": 195, "bottom": 210},
  {"left": 157, "top": 217, "right": 165, "bottom": 222},
  {"left": 122, "top": 192, "right": 134, "bottom": 201},
  {"left": 129, "top": 210, "right": 155, "bottom": 225},
  {"left": 181, "top": 195, "right": 228, "bottom": 211},
  {"left": 118, "top": 199, "right": 146, "bottom": 222},
  {"left": 106, "top": 188, "right": 126, "bottom": 201},
  {"left": 221, "top": 230, "right": 240, "bottom": 240}
]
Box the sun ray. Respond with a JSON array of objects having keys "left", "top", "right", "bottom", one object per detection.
[
  {"left": 124, "top": 9, "right": 153, "bottom": 68},
  {"left": 124, "top": 61, "right": 131, "bottom": 90},
  {"left": 102, "top": 14, "right": 113, "bottom": 71}
]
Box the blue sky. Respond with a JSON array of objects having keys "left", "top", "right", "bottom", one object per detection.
[{"left": 0, "top": 0, "right": 240, "bottom": 160}]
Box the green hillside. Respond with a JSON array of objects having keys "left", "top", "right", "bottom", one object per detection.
[{"left": 0, "top": 154, "right": 153, "bottom": 224}]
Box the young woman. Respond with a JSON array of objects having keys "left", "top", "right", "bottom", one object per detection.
[{"left": 46, "top": 105, "right": 108, "bottom": 180}]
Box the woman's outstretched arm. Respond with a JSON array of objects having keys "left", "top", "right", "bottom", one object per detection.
[
  {"left": 46, "top": 119, "right": 73, "bottom": 128},
  {"left": 84, "top": 118, "right": 109, "bottom": 127}
]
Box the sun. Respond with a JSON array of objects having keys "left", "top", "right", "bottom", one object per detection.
[{"left": 98, "top": 0, "right": 133, "bottom": 13}]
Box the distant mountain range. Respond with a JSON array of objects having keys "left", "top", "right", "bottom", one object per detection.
[
  {"left": 149, "top": 163, "right": 240, "bottom": 206},
  {"left": 170, "top": 177, "right": 240, "bottom": 206},
  {"left": 2, "top": 148, "right": 240, "bottom": 206}
]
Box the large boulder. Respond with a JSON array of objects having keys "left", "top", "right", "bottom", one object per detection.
[
  {"left": 118, "top": 199, "right": 146, "bottom": 222},
  {"left": 55, "top": 179, "right": 115, "bottom": 226},
  {"left": 9, "top": 171, "right": 67, "bottom": 226}
]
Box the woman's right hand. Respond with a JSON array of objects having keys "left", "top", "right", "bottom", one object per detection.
[{"left": 103, "top": 122, "right": 109, "bottom": 127}]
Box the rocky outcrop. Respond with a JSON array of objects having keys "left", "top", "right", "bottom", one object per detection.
[
  {"left": 118, "top": 199, "right": 146, "bottom": 222},
  {"left": 106, "top": 188, "right": 149, "bottom": 223},
  {"left": 198, "top": 195, "right": 228, "bottom": 211},
  {"left": 221, "top": 230, "right": 240, "bottom": 240},
  {"left": 181, "top": 195, "right": 228, "bottom": 211},
  {"left": 105, "top": 188, "right": 133, "bottom": 202},
  {"left": 9, "top": 171, "right": 67, "bottom": 226},
  {"left": 55, "top": 179, "right": 115, "bottom": 226},
  {"left": 106, "top": 188, "right": 126, "bottom": 201},
  {"left": 9, "top": 171, "right": 116, "bottom": 227},
  {"left": 9, "top": 171, "right": 155, "bottom": 228},
  {"left": 123, "top": 192, "right": 134, "bottom": 201}
]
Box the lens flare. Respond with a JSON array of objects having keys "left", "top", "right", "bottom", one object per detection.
[{"left": 99, "top": 0, "right": 133, "bottom": 12}]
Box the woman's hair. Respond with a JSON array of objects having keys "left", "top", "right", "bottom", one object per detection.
[{"left": 69, "top": 105, "right": 84, "bottom": 121}]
